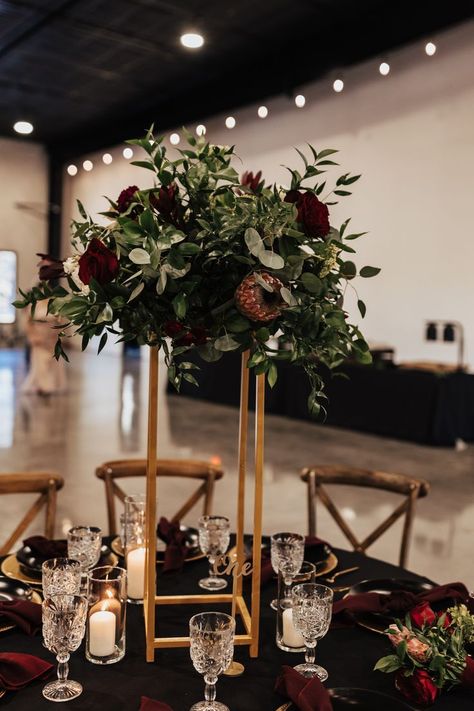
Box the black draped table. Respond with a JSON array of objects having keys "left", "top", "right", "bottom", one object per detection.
[{"left": 2, "top": 546, "right": 473, "bottom": 710}]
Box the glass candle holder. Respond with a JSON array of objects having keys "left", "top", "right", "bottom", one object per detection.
[
  {"left": 124, "top": 512, "right": 146, "bottom": 604},
  {"left": 124, "top": 494, "right": 146, "bottom": 525},
  {"left": 276, "top": 561, "right": 316, "bottom": 652},
  {"left": 86, "top": 566, "right": 127, "bottom": 665}
]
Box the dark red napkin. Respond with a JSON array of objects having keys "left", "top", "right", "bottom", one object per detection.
[
  {"left": 23, "top": 536, "right": 67, "bottom": 559},
  {"left": 139, "top": 695, "right": 174, "bottom": 710},
  {"left": 157, "top": 518, "right": 188, "bottom": 573},
  {"left": 0, "top": 599, "right": 42, "bottom": 635},
  {"left": 260, "top": 536, "right": 331, "bottom": 587},
  {"left": 275, "top": 665, "right": 333, "bottom": 711},
  {"left": 0, "top": 652, "right": 53, "bottom": 690},
  {"left": 332, "top": 582, "right": 472, "bottom": 626}
]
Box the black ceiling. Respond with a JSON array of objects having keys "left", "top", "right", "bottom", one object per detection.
[{"left": 2, "top": 0, "right": 473, "bottom": 161}]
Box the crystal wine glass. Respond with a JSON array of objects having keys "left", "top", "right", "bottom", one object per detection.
[
  {"left": 198, "top": 516, "right": 230, "bottom": 591},
  {"left": 67, "top": 526, "right": 102, "bottom": 572},
  {"left": 42, "top": 559, "right": 82, "bottom": 598},
  {"left": 270, "top": 532, "right": 304, "bottom": 605},
  {"left": 42, "top": 595, "right": 87, "bottom": 702},
  {"left": 291, "top": 582, "right": 333, "bottom": 680},
  {"left": 189, "top": 611, "right": 235, "bottom": 711}
]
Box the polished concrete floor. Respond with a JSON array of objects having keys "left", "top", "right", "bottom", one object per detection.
[{"left": 1, "top": 347, "right": 473, "bottom": 589}]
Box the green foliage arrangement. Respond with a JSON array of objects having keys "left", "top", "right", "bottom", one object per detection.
[{"left": 14, "top": 127, "right": 379, "bottom": 415}]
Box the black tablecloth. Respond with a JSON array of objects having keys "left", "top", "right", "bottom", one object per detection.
[{"left": 2, "top": 547, "right": 473, "bottom": 710}]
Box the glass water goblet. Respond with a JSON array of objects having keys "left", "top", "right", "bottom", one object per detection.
[
  {"left": 291, "top": 582, "right": 333, "bottom": 680},
  {"left": 198, "top": 516, "right": 230, "bottom": 591},
  {"left": 42, "top": 595, "right": 87, "bottom": 702},
  {"left": 67, "top": 526, "right": 102, "bottom": 572},
  {"left": 42, "top": 559, "right": 82, "bottom": 598},
  {"left": 189, "top": 611, "right": 235, "bottom": 711},
  {"left": 270, "top": 532, "right": 305, "bottom": 605}
]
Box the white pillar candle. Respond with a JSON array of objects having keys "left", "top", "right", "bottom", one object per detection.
[
  {"left": 127, "top": 547, "right": 146, "bottom": 599},
  {"left": 89, "top": 610, "right": 116, "bottom": 657},
  {"left": 282, "top": 608, "right": 305, "bottom": 648}
]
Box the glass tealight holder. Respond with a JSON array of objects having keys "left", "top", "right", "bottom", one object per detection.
[
  {"left": 86, "top": 566, "right": 127, "bottom": 665},
  {"left": 124, "top": 493, "right": 146, "bottom": 525},
  {"left": 124, "top": 513, "right": 146, "bottom": 604},
  {"left": 276, "top": 561, "right": 316, "bottom": 652}
]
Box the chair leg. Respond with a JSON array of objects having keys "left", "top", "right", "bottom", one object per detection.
[
  {"left": 307, "top": 472, "right": 316, "bottom": 537},
  {"left": 399, "top": 488, "right": 419, "bottom": 568},
  {"left": 45, "top": 480, "right": 57, "bottom": 539},
  {"left": 105, "top": 474, "right": 117, "bottom": 536}
]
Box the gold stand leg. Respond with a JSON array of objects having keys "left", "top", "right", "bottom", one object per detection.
[
  {"left": 250, "top": 373, "right": 265, "bottom": 657},
  {"left": 236, "top": 351, "right": 249, "bottom": 597},
  {"left": 145, "top": 346, "right": 159, "bottom": 662}
]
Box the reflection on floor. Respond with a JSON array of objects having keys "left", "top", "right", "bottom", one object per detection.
[{"left": 1, "top": 348, "right": 473, "bottom": 588}]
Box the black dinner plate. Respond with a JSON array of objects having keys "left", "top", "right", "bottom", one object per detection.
[
  {"left": 16, "top": 543, "right": 113, "bottom": 579},
  {"left": 285, "top": 687, "right": 415, "bottom": 710},
  {"left": 347, "top": 578, "right": 435, "bottom": 633},
  {"left": 0, "top": 575, "right": 33, "bottom": 601}
]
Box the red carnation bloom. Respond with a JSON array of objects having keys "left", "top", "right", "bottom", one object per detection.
[
  {"left": 36, "top": 253, "right": 65, "bottom": 281},
  {"left": 395, "top": 670, "right": 439, "bottom": 707},
  {"left": 117, "top": 185, "right": 139, "bottom": 213},
  {"left": 150, "top": 183, "right": 182, "bottom": 227},
  {"left": 241, "top": 170, "right": 264, "bottom": 193},
  {"left": 285, "top": 189, "right": 330, "bottom": 238},
  {"left": 410, "top": 602, "right": 437, "bottom": 629},
  {"left": 163, "top": 320, "right": 184, "bottom": 338},
  {"left": 78, "top": 238, "right": 119, "bottom": 285}
]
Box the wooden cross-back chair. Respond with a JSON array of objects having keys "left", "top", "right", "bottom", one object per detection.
[
  {"left": 300, "top": 465, "right": 430, "bottom": 567},
  {"left": 0, "top": 472, "right": 64, "bottom": 555},
  {"left": 95, "top": 459, "right": 224, "bottom": 536}
]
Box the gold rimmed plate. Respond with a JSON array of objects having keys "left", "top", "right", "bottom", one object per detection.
[
  {"left": 1, "top": 552, "right": 118, "bottom": 586},
  {"left": 315, "top": 551, "right": 338, "bottom": 579},
  {"left": 0, "top": 577, "right": 42, "bottom": 633}
]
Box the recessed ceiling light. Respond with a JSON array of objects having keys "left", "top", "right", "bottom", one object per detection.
[
  {"left": 196, "top": 124, "right": 206, "bottom": 136},
  {"left": 379, "top": 62, "right": 390, "bottom": 76},
  {"left": 333, "top": 79, "right": 344, "bottom": 93},
  {"left": 425, "top": 41, "right": 436, "bottom": 56},
  {"left": 170, "top": 132, "right": 180, "bottom": 145},
  {"left": 83, "top": 160, "right": 93, "bottom": 171},
  {"left": 225, "top": 116, "right": 236, "bottom": 129},
  {"left": 295, "top": 94, "right": 306, "bottom": 108},
  {"left": 67, "top": 164, "right": 78, "bottom": 176},
  {"left": 180, "top": 32, "right": 204, "bottom": 49},
  {"left": 123, "top": 147, "right": 134, "bottom": 159},
  {"left": 258, "top": 106, "right": 268, "bottom": 118},
  {"left": 102, "top": 153, "right": 113, "bottom": 164},
  {"left": 13, "top": 120, "right": 33, "bottom": 135}
]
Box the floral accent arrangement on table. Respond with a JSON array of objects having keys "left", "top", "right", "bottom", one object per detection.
[
  {"left": 14, "top": 127, "right": 379, "bottom": 415},
  {"left": 375, "top": 602, "right": 474, "bottom": 706}
]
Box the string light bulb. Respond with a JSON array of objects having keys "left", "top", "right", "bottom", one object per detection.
[
  {"left": 170, "top": 132, "right": 180, "bottom": 145},
  {"left": 180, "top": 32, "right": 204, "bottom": 49},
  {"left": 13, "top": 120, "right": 33, "bottom": 135},
  {"left": 225, "top": 116, "right": 236, "bottom": 129},
  {"left": 123, "top": 147, "right": 134, "bottom": 159},
  {"left": 258, "top": 106, "right": 268, "bottom": 118},
  {"left": 67, "top": 165, "right": 78, "bottom": 176},
  {"left": 425, "top": 42, "right": 436, "bottom": 56},
  {"left": 102, "top": 153, "right": 113, "bottom": 164},
  {"left": 196, "top": 124, "right": 206, "bottom": 136},
  {"left": 295, "top": 94, "right": 306, "bottom": 108},
  {"left": 333, "top": 79, "right": 344, "bottom": 93},
  {"left": 379, "top": 62, "right": 390, "bottom": 76},
  {"left": 82, "top": 160, "right": 93, "bottom": 171}
]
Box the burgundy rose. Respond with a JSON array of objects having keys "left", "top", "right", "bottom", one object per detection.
[
  {"left": 176, "top": 332, "right": 194, "bottom": 347},
  {"left": 285, "top": 190, "right": 330, "bottom": 238},
  {"left": 241, "top": 170, "right": 264, "bottom": 193},
  {"left": 117, "top": 185, "right": 139, "bottom": 213},
  {"left": 36, "top": 253, "right": 64, "bottom": 281},
  {"left": 78, "top": 238, "right": 119, "bottom": 285},
  {"left": 163, "top": 320, "right": 184, "bottom": 338},
  {"left": 190, "top": 326, "right": 208, "bottom": 345},
  {"left": 410, "top": 602, "right": 437, "bottom": 629},
  {"left": 150, "top": 183, "right": 182, "bottom": 227},
  {"left": 395, "top": 670, "right": 439, "bottom": 707}
]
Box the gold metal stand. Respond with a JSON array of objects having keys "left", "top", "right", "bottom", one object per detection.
[{"left": 143, "top": 348, "right": 265, "bottom": 662}]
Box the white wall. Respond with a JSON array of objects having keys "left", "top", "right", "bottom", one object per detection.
[
  {"left": 62, "top": 21, "right": 474, "bottom": 369},
  {"left": 0, "top": 138, "right": 48, "bottom": 317}
]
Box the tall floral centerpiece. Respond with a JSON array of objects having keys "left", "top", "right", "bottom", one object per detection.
[{"left": 15, "top": 128, "right": 378, "bottom": 660}]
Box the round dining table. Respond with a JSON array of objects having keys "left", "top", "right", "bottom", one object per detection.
[{"left": 2, "top": 544, "right": 473, "bottom": 710}]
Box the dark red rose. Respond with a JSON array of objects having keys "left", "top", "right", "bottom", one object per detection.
[
  {"left": 461, "top": 656, "right": 474, "bottom": 689},
  {"left": 395, "top": 670, "right": 439, "bottom": 707},
  {"left": 117, "top": 185, "right": 139, "bottom": 213},
  {"left": 191, "top": 326, "right": 208, "bottom": 345},
  {"left": 176, "top": 332, "right": 194, "bottom": 347},
  {"left": 284, "top": 190, "right": 330, "bottom": 238},
  {"left": 36, "top": 253, "right": 64, "bottom": 281},
  {"left": 150, "top": 183, "right": 182, "bottom": 227},
  {"left": 241, "top": 170, "right": 263, "bottom": 192},
  {"left": 78, "top": 238, "right": 119, "bottom": 285},
  {"left": 163, "top": 320, "right": 184, "bottom": 338},
  {"left": 410, "top": 602, "right": 437, "bottom": 628}
]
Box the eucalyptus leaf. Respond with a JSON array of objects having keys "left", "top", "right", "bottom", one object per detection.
[
  {"left": 214, "top": 334, "right": 240, "bottom": 352},
  {"left": 128, "top": 282, "right": 145, "bottom": 302},
  {"left": 301, "top": 272, "right": 323, "bottom": 294},
  {"left": 129, "top": 248, "right": 151, "bottom": 265},
  {"left": 244, "top": 227, "right": 264, "bottom": 257},
  {"left": 254, "top": 273, "right": 273, "bottom": 292},
  {"left": 258, "top": 251, "right": 285, "bottom": 270},
  {"left": 280, "top": 286, "right": 297, "bottom": 306}
]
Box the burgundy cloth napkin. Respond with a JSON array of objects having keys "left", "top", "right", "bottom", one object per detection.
[
  {"left": 23, "top": 536, "right": 67, "bottom": 559},
  {"left": 156, "top": 518, "right": 188, "bottom": 572},
  {"left": 260, "top": 536, "right": 331, "bottom": 587},
  {"left": 332, "top": 582, "right": 472, "bottom": 626},
  {"left": 139, "top": 695, "right": 174, "bottom": 711},
  {"left": 0, "top": 599, "right": 42, "bottom": 635},
  {"left": 275, "top": 666, "right": 333, "bottom": 711},
  {"left": 0, "top": 652, "right": 53, "bottom": 690}
]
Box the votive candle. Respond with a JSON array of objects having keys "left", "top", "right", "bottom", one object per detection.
[
  {"left": 89, "top": 609, "right": 116, "bottom": 657},
  {"left": 127, "top": 547, "right": 146, "bottom": 600},
  {"left": 282, "top": 608, "right": 305, "bottom": 648}
]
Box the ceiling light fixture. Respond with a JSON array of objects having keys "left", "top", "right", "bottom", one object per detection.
[
  {"left": 67, "top": 164, "right": 78, "bottom": 176},
  {"left": 295, "top": 94, "right": 306, "bottom": 108},
  {"left": 257, "top": 106, "right": 268, "bottom": 118},
  {"left": 196, "top": 124, "right": 206, "bottom": 136},
  {"left": 102, "top": 153, "right": 113, "bottom": 164},
  {"left": 123, "top": 147, "right": 134, "bottom": 159},
  {"left": 333, "top": 79, "right": 344, "bottom": 93},
  {"left": 379, "top": 62, "right": 390, "bottom": 76},
  {"left": 180, "top": 32, "right": 204, "bottom": 49},
  {"left": 170, "top": 132, "right": 180, "bottom": 145},
  {"left": 225, "top": 116, "right": 236, "bottom": 129},
  {"left": 425, "top": 41, "right": 436, "bottom": 56},
  {"left": 13, "top": 120, "right": 33, "bottom": 135},
  {"left": 83, "top": 160, "right": 93, "bottom": 172}
]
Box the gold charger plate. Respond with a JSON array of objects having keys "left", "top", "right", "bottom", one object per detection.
[
  {"left": 111, "top": 536, "right": 205, "bottom": 564},
  {"left": 0, "top": 689, "right": 5, "bottom": 699},
  {"left": 1, "top": 553, "right": 118, "bottom": 586},
  {"left": 0, "top": 589, "right": 42, "bottom": 634}
]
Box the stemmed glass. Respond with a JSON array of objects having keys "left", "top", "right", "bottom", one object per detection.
[
  {"left": 42, "top": 559, "right": 82, "bottom": 597},
  {"left": 291, "top": 583, "right": 333, "bottom": 680},
  {"left": 42, "top": 595, "right": 87, "bottom": 702},
  {"left": 189, "top": 611, "right": 235, "bottom": 711},
  {"left": 198, "top": 516, "right": 230, "bottom": 591},
  {"left": 270, "top": 532, "right": 305, "bottom": 605},
  {"left": 67, "top": 526, "right": 102, "bottom": 572}
]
